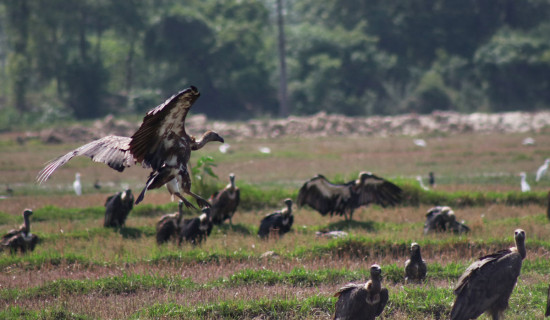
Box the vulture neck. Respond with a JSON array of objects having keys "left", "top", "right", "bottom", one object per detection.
[
  {"left": 192, "top": 132, "right": 219, "bottom": 150},
  {"left": 515, "top": 238, "right": 526, "bottom": 259},
  {"left": 411, "top": 249, "right": 422, "bottom": 261},
  {"left": 23, "top": 214, "right": 30, "bottom": 235}
]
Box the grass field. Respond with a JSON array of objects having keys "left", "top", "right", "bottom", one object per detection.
[{"left": 1, "top": 131, "right": 550, "bottom": 319}]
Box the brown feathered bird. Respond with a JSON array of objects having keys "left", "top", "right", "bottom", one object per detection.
[
  {"left": 334, "top": 264, "right": 389, "bottom": 320},
  {"left": 1, "top": 209, "right": 39, "bottom": 254},
  {"left": 257, "top": 199, "right": 293, "bottom": 239},
  {"left": 451, "top": 229, "right": 526, "bottom": 320},
  {"left": 104, "top": 189, "right": 134, "bottom": 227},
  {"left": 297, "top": 172, "right": 402, "bottom": 221},
  {"left": 210, "top": 173, "right": 240, "bottom": 225},
  {"left": 37, "top": 86, "right": 224, "bottom": 208},
  {"left": 179, "top": 208, "right": 213, "bottom": 245},
  {"left": 156, "top": 201, "right": 185, "bottom": 245},
  {"left": 405, "top": 242, "right": 427, "bottom": 283}
]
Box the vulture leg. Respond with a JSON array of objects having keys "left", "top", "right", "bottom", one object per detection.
[{"left": 172, "top": 192, "right": 198, "bottom": 210}]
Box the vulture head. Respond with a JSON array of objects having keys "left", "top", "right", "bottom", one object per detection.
[
  {"left": 357, "top": 172, "right": 373, "bottom": 185},
  {"left": 369, "top": 264, "right": 382, "bottom": 279},
  {"left": 196, "top": 130, "right": 224, "bottom": 147},
  {"left": 229, "top": 173, "right": 236, "bottom": 188},
  {"left": 23, "top": 209, "right": 33, "bottom": 218},
  {"left": 283, "top": 198, "right": 293, "bottom": 214},
  {"left": 410, "top": 242, "right": 420, "bottom": 254}
]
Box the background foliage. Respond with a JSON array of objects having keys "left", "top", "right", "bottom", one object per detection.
[{"left": 0, "top": 0, "right": 549, "bottom": 127}]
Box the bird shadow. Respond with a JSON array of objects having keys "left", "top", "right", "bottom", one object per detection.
[
  {"left": 325, "top": 220, "right": 377, "bottom": 232},
  {"left": 215, "top": 223, "right": 253, "bottom": 236},
  {"left": 117, "top": 227, "right": 145, "bottom": 239}
]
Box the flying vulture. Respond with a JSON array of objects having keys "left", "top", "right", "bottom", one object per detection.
[
  {"left": 451, "top": 229, "right": 526, "bottom": 320},
  {"left": 179, "top": 208, "right": 213, "bottom": 245},
  {"left": 156, "top": 201, "right": 184, "bottom": 245},
  {"left": 37, "top": 86, "right": 224, "bottom": 208},
  {"left": 404, "top": 242, "right": 427, "bottom": 283},
  {"left": 297, "top": 172, "right": 402, "bottom": 221},
  {"left": 334, "top": 264, "right": 389, "bottom": 320},
  {"left": 209, "top": 173, "right": 240, "bottom": 225},
  {"left": 1, "top": 209, "right": 39, "bottom": 254},
  {"left": 104, "top": 189, "right": 135, "bottom": 227},
  {"left": 257, "top": 199, "right": 293, "bottom": 239}
]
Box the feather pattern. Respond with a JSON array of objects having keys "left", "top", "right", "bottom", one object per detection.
[{"left": 37, "top": 136, "right": 135, "bottom": 183}]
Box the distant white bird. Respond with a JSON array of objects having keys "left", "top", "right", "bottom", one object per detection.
[
  {"left": 259, "top": 146, "right": 271, "bottom": 154},
  {"left": 520, "top": 172, "right": 530, "bottom": 192},
  {"left": 522, "top": 137, "right": 535, "bottom": 146},
  {"left": 536, "top": 159, "right": 550, "bottom": 182},
  {"left": 73, "top": 172, "right": 82, "bottom": 196},
  {"left": 413, "top": 139, "right": 427, "bottom": 147},
  {"left": 416, "top": 176, "right": 429, "bottom": 191},
  {"left": 219, "top": 143, "right": 231, "bottom": 154}
]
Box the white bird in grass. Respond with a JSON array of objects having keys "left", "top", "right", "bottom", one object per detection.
[
  {"left": 416, "top": 176, "right": 429, "bottom": 191},
  {"left": 520, "top": 172, "right": 530, "bottom": 192},
  {"left": 536, "top": 159, "right": 550, "bottom": 182},
  {"left": 73, "top": 172, "right": 82, "bottom": 196},
  {"left": 413, "top": 139, "right": 427, "bottom": 147}
]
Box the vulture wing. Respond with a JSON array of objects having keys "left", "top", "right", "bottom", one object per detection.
[
  {"left": 129, "top": 86, "right": 200, "bottom": 169},
  {"left": 375, "top": 287, "right": 389, "bottom": 316},
  {"left": 297, "top": 175, "right": 353, "bottom": 216},
  {"left": 37, "top": 136, "right": 135, "bottom": 183},
  {"left": 355, "top": 173, "right": 402, "bottom": 207},
  {"left": 451, "top": 249, "right": 523, "bottom": 320}
]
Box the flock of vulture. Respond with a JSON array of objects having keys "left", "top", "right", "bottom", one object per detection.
[{"left": 0, "top": 86, "right": 542, "bottom": 319}]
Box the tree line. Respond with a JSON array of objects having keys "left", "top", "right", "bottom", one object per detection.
[{"left": 0, "top": 0, "right": 549, "bottom": 126}]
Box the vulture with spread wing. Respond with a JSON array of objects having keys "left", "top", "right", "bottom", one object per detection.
[
  {"left": 451, "top": 229, "right": 526, "bottom": 320},
  {"left": 297, "top": 172, "right": 402, "bottom": 221},
  {"left": 1, "top": 209, "right": 39, "bottom": 254},
  {"left": 210, "top": 173, "right": 240, "bottom": 225},
  {"left": 334, "top": 264, "right": 389, "bottom": 320},
  {"left": 37, "top": 86, "right": 224, "bottom": 208}
]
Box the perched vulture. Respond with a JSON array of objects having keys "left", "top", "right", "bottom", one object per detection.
[
  {"left": 1, "top": 209, "right": 39, "bottom": 254},
  {"left": 210, "top": 173, "right": 240, "bottom": 225},
  {"left": 37, "top": 86, "right": 224, "bottom": 208},
  {"left": 258, "top": 199, "right": 293, "bottom": 239},
  {"left": 104, "top": 189, "right": 135, "bottom": 227},
  {"left": 297, "top": 172, "right": 402, "bottom": 221},
  {"left": 334, "top": 264, "right": 389, "bottom": 320},
  {"left": 179, "top": 208, "right": 213, "bottom": 245},
  {"left": 424, "top": 206, "right": 469, "bottom": 235},
  {"left": 156, "top": 201, "right": 184, "bottom": 245},
  {"left": 404, "top": 242, "right": 427, "bottom": 283},
  {"left": 451, "top": 229, "right": 526, "bottom": 320}
]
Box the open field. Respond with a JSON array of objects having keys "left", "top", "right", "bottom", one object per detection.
[{"left": 1, "top": 131, "right": 550, "bottom": 319}]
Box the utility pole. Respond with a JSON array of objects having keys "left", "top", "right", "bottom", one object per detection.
[{"left": 276, "top": 0, "right": 289, "bottom": 118}]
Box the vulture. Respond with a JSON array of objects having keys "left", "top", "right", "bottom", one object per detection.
[
  {"left": 334, "top": 264, "right": 389, "bottom": 320},
  {"left": 104, "top": 189, "right": 135, "bottom": 227},
  {"left": 1, "top": 209, "right": 39, "bottom": 254},
  {"left": 179, "top": 208, "right": 213, "bottom": 245},
  {"left": 404, "top": 242, "right": 427, "bottom": 283},
  {"left": 209, "top": 173, "right": 240, "bottom": 225},
  {"left": 258, "top": 198, "right": 293, "bottom": 239},
  {"left": 37, "top": 86, "right": 224, "bottom": 208},
  {"left": 451, "top": 229, "right": 526, "bottom": 320},
  {"left": 297, "top": 172, "right": 402, "bottom": 221},
  {"left": 156, "top": 201, "right": 184, "bottom": 245},
  {"left": 424, "top": 206, "right": 469, "bottom": 235}
]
